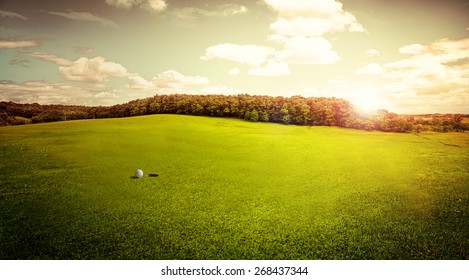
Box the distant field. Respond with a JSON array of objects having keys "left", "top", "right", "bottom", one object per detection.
[{"left": 1, "top": 115, "right": 468, "bottom": 259}]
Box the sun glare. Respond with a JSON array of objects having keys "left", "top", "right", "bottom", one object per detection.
[{"left": 352, "top": 92, "right": 386, "bottom": 113}]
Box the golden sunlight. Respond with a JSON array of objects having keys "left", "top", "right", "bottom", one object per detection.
[{"left": 350, "top": 88, "right": 387, "bottom": 113}]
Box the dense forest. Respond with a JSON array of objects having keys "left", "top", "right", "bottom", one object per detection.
[{"left": 1, "top": 94, "right": 468, "bottom": 132}]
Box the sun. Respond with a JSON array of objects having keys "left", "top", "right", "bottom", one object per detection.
[
  {"left": 354, "top": 98, "right": 381, "bottom": 112},
  {"left": 351, "top": 90, "right": 387, "bottom": 113}
]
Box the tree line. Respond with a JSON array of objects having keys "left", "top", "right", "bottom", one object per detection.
[{"left": 1, "top": 94, "right": 467, "bottom": 132}]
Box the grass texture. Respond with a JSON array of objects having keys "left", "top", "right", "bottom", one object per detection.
[{"left": 1, "top": 115, "right": 468, "bottom": 259}]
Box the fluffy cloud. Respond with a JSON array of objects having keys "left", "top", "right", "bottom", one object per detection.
[
  {"left": 264, "top": 0, "right": 363, "bottom": 65},
  {"left": 0, "top": 40, "right": 38, "bottom": 49},
  {"left": 248, "top": 59, "right": 291, "bottom": 76},
  {"left": 399, "top": 44, "right": 424, "bottom": 55},
  {"left": 147, "top": 0, "right": 167, "bottom": 11},
  {"left": 170, "top": 4, "right": 247, "bottom": 20},
  {"left": 275, "top": 36, "right": 340, "bottom": 64},
  {"left": 264, "top": 0, "right": 365, "bottom": 36},
  {"left": 365, "top": 49, "right": 380, "bottom": 57},
  {"left": 201, "top": 0, "right": 363, "bottom": 74},
  {"left": 270, "top": 17, "right": 338, "bottom": 38},
  {"left": 201, "top": 43, "right": 275, "bottom": 68},
  {"left": 398, "top": 39, "right": 469, "bottom": 64},
  {"left": 424, "top": 38, "right": 469, "bottom": 63},
  {"left": 127, "top": 74, "right": 155, "bottom": 90},
  {"left": 212, "top": 4, "right": 248, "bottom": 16},
  {"left": 19, "top": 50, "right": 142, "bottom": 86},
  {"left": 21, "top": 52, "right": 129, "bottom": 83},
  {"left": 127, "top": 70, "right": 210, "bottom": 92},
  {"left": 152, "top": 70, "right": 209, "bottom": 88},
  {"left": 49, "top": 10, "right": 118, "bottom": 28},
  {"left": 355, "top": 63, "right": 386, "bottom": 75},
  {"left": 0, "top": 10, "right": 28, "bottom": 20},
  {"left": 105, "top": 0, "right": 167, "bottom": 12},
  {"left": 59, "top": 57, "right": 129, "bottom": 82}
]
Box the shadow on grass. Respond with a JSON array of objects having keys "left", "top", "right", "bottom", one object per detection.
[{"left": 130, "top": 174, "right": 159, "bottom": 179}]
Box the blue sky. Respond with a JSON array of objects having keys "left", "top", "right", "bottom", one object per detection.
[{"left": 1, "top": 0, "right": 468, "bottom": 113}]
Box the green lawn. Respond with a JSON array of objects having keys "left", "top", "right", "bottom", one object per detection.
[{"left": 1, "top": 115, "right": 468, "bottom": 259}]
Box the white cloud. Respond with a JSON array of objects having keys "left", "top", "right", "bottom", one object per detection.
[
  {"left": 19, "top": 52, "right": 131, "bottom": 85},
  {"left": 216, "top": 4, "right": 248, "bottom": 16},
  {"left": 264, "top": 0, "right": 365, "bottom": 36},
  {"left": 59, "top": 57, "right": 129, "bottom": 82},
  {"left": 127, "top": 74, "right": 155, "bottom": 90},
  {"left": 399, "top": 43, "right": 425, "bottom": 55},
  {"left": 152, "top": 70, "right": 209, "bottom": 88},
  {"left": 170, "top": 4, "right": 247, "bottom": 20},
  {"left": 201, "top": 1, "right": 363, "bottom": 74},
  {"left": 127, "top": 70, "right": 210, "bottom": 91},
  {"left": 201, "top": 43, "right": 275, "bottom": 67},
  {"left": 365, "top": 49, "right": 380, "bottom": 57},
  {"left": 398, "top": 39, "right": 469, "bottom": 63},
  {"left": 24, "top": 51, "right": 72, "bottom": 66},
  {"left": 105, "top": 0, "right": 135, "bottom": 9},
  {"left": 275, "top": 36, "right": 340, "bottom": 64},
  {"left": 0, "top": 40, "right": 38, "bottom": 49},
  {"left": 355, "top": 63, "right": 386, "bottom": 75},
  {"left": 384, "top": 57, "right": 446, "bottom": 82},
  {"left": 0, "top": 10, "right": 28, "bottom": 20},
  {"left": 264, "top": 0, "right": 362, "bottom": 67},
  {"left": 48, "top": 10, "right": 118, "bottom": 28},
  {"left": 229, "top": 67, "right": 240, "bottom": 75},
  {"left": 248, "top": 59, "right": 291, "bottom": 76},
  {"left": 269, "top": 17, "right": 337, "bottom": 38},
  {"left": 147, "top": 0, "right": 167, "bottom": 11},
  {"left": 105, "top": 0, "right": 167, "bottom": 12},
  {"left": 427, "top": 38, "right": 469, "bottom": 63}
]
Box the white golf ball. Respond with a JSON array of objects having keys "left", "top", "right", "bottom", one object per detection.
[{"left": 135, "top": 169, "right": 143, "bottom": 178}]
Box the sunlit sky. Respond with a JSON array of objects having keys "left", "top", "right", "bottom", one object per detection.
[{"left": 1, "top": 0, "right": 468, "bottom": 113}]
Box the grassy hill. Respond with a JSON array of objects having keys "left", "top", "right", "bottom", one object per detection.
[{"left": 1, "top": 114, "right": 468, "bottom": 259}]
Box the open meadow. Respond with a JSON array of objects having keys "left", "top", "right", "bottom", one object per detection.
[{"left": 1, "top": 115, "right": 468, "bottom": 259}]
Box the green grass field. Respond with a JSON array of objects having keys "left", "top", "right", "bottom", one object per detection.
[{"left": 1, "top": 115, "right": 468, "bottom": 259}]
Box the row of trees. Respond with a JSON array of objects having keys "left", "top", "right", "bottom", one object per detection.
[{"left": 1, "top": 94, "right": 468, "bottom": 132}]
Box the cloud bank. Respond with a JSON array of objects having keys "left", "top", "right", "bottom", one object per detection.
[{"left": 351, "top": 38, "right": 469, "bottom": 113}]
